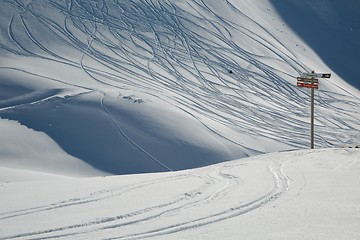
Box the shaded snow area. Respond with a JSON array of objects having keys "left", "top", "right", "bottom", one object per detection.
[
  {"left": 0, "top": 0, "right": 359, "bottom": 174},
  {"left": 271, "top": 0, "right": 360, "bottom": 90},
  {"left": 0, "top": 0, "right": 360, "bottom": 239},
  {"left": 0, "top": 149, "right": 359, "bottom": 239}
]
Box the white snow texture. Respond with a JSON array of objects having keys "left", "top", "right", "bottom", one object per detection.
[{"left": 0, "top": 0, "right": 359, "bottom": 239}]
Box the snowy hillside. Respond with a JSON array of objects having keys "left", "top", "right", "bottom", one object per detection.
[
  {"left": 272, "top": 0, "right": 360, "bottom": 90},
  {"left": 0, "top": 0, "right": 360, "bottom": 175},
  {"left": 1, "top": 0, "right": 360, "bottom": 239}
]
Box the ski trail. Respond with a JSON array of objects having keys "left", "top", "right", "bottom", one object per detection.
[
  {"left": 100, "top": 95, "right": 173, "bottom": 172},
  {"left": 101, "top": 160, "right": 290, "bottom": 240},
  {"left": 0, "top": 0, "right": 358, "bottom": 168},
  {"left": 0, "top": 158, "right": 290, "bottom": 240}
]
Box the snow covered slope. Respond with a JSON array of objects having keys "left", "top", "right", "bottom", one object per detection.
[
  {"left": 0, "top": 0, "right": 360, "bottom": 174},
  {"left": 0, "top": 149, "right": 359, "bottom": 239},
  {"left": 0, "top": 1, "right": 359, "bottom": 237},
  {"left": 271, "top": 0, "right": 360, "bottom": 90}
]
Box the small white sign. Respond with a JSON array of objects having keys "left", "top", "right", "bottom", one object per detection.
[{"left": 301, "top": 72, "right": 331, "bottom": 78}]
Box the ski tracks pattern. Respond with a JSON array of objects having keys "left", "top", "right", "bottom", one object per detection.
[
  {"left": 1, "top": 0, "right": 359, "bottom": 150},
  {"left": 0, "top": 159, "right": 291, "bottom": 239}
]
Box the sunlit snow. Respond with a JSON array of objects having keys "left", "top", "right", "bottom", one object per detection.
[{"left": 0, "top": 0, "right": 359, "bottom": 239}]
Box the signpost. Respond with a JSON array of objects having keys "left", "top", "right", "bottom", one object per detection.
[
  {"left": 297, "top": 77, "right": 319, "bottom": 89},
  {"left": 297, "top": 71, "right": 331, "bottom": 149},
  {"left": 301, "top": 73, "right": 331, "bottom": 79}
]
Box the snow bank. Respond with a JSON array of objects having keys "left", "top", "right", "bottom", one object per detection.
[{"left": 0, "top": 119, "right": 104, "bottom": 177}]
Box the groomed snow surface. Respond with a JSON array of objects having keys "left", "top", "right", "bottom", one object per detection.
[
  {"left": 1, "top": 0, "right": 360, "bottom": 239},
  {"left": 1, "top": 149, "right": 359, "bottom": 239}
]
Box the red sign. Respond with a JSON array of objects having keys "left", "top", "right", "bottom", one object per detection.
[
  {"left": 297, "top": 77, "right": 319, "bottom": 83},
  {"left": 297, "top": 82, "right": 318, "bottom": 89}
]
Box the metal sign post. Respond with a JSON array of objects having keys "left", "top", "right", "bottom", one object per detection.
[
  {"left": 297, "top": 71, "right": 331, "bottom": 149},
  {"left": 310, "top": 84, "right": 315, "bottom": 149}
]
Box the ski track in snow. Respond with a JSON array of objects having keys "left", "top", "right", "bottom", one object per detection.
[
  {"left": 0, "top": 1, "right": 359, "bottom": 238},
  {"left": 0, "top": 159, "right": 290, "bottom": 239},
  {"left": 1, "top": 0, "right": 359, "bottom": 152},
  {"left": 100, "top": 94, "right": 173, "bottom": 171}
]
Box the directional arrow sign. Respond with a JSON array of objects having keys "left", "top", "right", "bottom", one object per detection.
[
  {"left": 297, "top": 82, "right": 319, "bottom": 89},
  {"left": 297, "top": 71, "right": 329, "bottom": 149},
  {"left": 297, "top": 77, "right": 319, "bottom": 83},
  {"left": 301, "top": 72, "right": 331, "bottom": 78}
]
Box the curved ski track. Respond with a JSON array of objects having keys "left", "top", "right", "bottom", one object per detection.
[
  {"left": 0, "top": 159, "right": 290, "bottom": 239},
  {"left": 0, "top": 1, "right": 358, "bottom": 238},
  {"left": 1, "top": 0, "right": 359, "bottom": 151}
]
